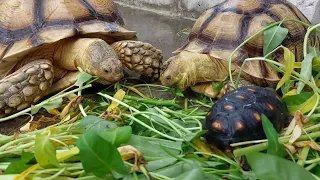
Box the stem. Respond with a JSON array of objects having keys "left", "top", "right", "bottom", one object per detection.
[
  {"left": 124, "top": 95, "right": 181, "bottom": 108},
  {"left": 233, "top": 131, "right": 320, "bottom": 157},
  {"left": 0, "top": 137, "right": 34, "bottom": 151},
  {"left": 303, "top": 23, "right": 320, "bottom": 56},
  {"left": 132, "top": 111, "right": 191, "bottom": 134},
  {"left": 193, "top": 152, "right": 239, "bottom": 167},
  {"left": 297, "top": 146, "right": 310, "bottom": 166},
  {"left": 123, "top": 114, "right": 184, "bottom": 141}
]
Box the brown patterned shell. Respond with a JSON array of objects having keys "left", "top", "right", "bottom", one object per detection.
[
  {"left": 176, "top": 0, "right": 312, "bottom": 86},
  {"left": 0, "top": 0, "right": 137, "bottom": 78}
]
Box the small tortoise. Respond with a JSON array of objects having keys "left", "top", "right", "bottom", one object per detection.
[
  {"left": 160, "top": 0, "right": 313, "bottom": 98},
  {"left": 204, "top": 86, "right": 289, "bottom": 150},
  {"left": 0, "top": 0, "right": 163, "bottom": 117}
]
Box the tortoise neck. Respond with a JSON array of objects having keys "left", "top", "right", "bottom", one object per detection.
[{"left": 177, "top": 51, "right": 230, "bottom": 89}]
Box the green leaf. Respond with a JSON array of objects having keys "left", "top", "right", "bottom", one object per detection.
[
  {"left": 145, "top": 158, "right": 178, "bottom": 171},
  {"left": 297, "top": 53, "right": 314, "bottom": 93},
  {"left": 211, "top": 81, "right": 224, "bottom": 92},
  {"left": 247, "top": 153, "right": 316, "bottom": 180},
  {"left": 175, "top": 168, "right": 207, "bottom": 180},
  {"left": 261, "top": 114, "right": 286, "bottom": 157},
  {"left": 184, "top": 130, "right": 208, "bottom": 141},
  {"left": 31, "top": 105, "right": 41, "bottom": 114},
  {"left": 5, "top": 151, "right": 34, "bottom": 174},
  {"left": 276, "top": 47, "right": 295, "bottom": 90},
  {"left": 309, "top": 46, "right": 320, "bottom": 58},
  {"left": 77, "top": 115, "right": 118, "bottom": 133},
  {"left": 128, "top": 135, "right": 182, "bottom": 157},
  {"left": 283, "top": 92, "right": 317, "bottom": 114},
  {"left": 99, "top": 126, "right": 132, "bottom": 147},
  {"left": 263, "top": 25, "right": 288, "bottom": 56},
  {"left": 42, "top": 98, "right": 63, "bottom": 111},
  {"left": 76, "top": 130, "right": 127, "bottom": 177},
  {"left": 281, "top": 80, "right": 295, "bottom": 95},
  {"left": 34, "top": 134, "right": 59, "bottom": 168},
  {"left": 311, "top": 165, "right": 320, "bottom": 177},
  {"left": 175, "top": 88, "right": 184, "bottom": 97},
  {"left": 75, "top": 70, "right": 93, "bottom": 86}
]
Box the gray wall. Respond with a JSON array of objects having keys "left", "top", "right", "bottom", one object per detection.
[{"left": 115, "top": 0, "right": 320, "bottom": 61}]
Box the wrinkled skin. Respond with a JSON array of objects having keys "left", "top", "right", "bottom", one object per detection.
[{"left": 160, "top": 51, "right": 248, "bottom": 98}]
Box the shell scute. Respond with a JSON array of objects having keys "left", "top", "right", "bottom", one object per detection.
[{"left": 204, "top": 86, "right": 289, "bottom": 149}]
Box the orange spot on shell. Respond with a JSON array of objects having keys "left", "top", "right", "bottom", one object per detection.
[
  {"left": 265, "top": 103, "right": 274, "bottom": 111},
  {"left": 236, "top": 95, "right": 246, "bottom": 100},
  {"left": 224, "top": 105, "right": 234, "bottom": 110},
  {"left": 253, "top": 112, "right": 261, "bottom": 121},
  {"left": 236, "top": 121, "right": 245, "bottom": 131},
  {"left": 212, "top": 121, "right": 223, "bottom": 131}
]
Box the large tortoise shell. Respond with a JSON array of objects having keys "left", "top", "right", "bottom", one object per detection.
[
  {"left": 176, "top": 0, "right": 312, "bottom": 87},
  {"left": 0, "top": 0, "right": 137, "bottom": 78}
]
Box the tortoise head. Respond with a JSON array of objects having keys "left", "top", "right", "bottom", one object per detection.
[
  {"left": 160, "top": 53, "right": 187, "bottom": 90},
  {"left": 86, "top": 39, "right": 124, "bottom": 84}
]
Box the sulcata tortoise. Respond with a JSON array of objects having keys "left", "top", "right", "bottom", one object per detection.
[
  {"left": 0, "top": 0, "right": 163, "bottom": 118},
  {"left": 160, "top": 0, "right": 313, "bottom": 98}
]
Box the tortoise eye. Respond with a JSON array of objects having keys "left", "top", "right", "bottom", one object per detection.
[{"left": 166, "top": 75, "right": 171, "bottom": 80}]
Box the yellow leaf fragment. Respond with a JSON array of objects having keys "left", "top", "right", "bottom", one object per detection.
[
  {"left": 14, "top": 164, "right": 40, "bottom": 180},
  {"left": 283, "top": 89, "right": 297, "bottom": 98},
  {"left": 16, "top": 147, "right": 79, "bottom": 179},
  {"left": 107, "top": 89, "right": 126, "bottom": 111},
  {"left": 283, "top": 143, "right": 297, "bottom": 154},
  {"left": 294, "top": 62, "right": 301, "bottom": 68},
  {"left": 60, "top": 96, "right": 81, "bottom": 119},
  {"left": 299, "top": 94, "right": 318, "bottom": 114},
  {"left": 117, "top": 145, "right": 145, "bottom": 172},
  {"left": 192, "top": 138, "right": 212, "bottom": 159},
  {"left": 295, "top": 141, "right": 320, "bottom": 151},
  {"left": 127, "top": 86, "right": 147, "bottom": 98},
  {"left": 289, "top": 111, "right": 304, "bottom": 144},
  {"left": 284, "top": 118, "right": 296, "bottom": 136},
  {"left": 289, "top": 125, "right": 302, "bottom": 144},
  {"left": 19, "top": 122, "right": 32, "bottom": 133},
  {"left": 117, "top": 145, "right": 143, "bottom": 161},
  {"left": 56, "top": 147, "right": 80, "bottom": 161},
  {"left": 276, "top": 47, "right": 295, "bottom": 90},
  {"left": 47, "top": 108, "right": 60, "bottom": 115}
]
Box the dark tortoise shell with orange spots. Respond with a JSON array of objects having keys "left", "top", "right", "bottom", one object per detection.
[{"left": 204, "top": 86, "right": 289, "bottom": 150}]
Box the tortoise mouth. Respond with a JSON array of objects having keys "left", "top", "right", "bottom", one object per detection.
[{"left": 101, "top": 71, "right": 124, "bottom": 83}]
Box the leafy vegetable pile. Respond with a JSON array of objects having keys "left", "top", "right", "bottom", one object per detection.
[{"left": 2, "top": 19, "right": 320, "bottom": 180}]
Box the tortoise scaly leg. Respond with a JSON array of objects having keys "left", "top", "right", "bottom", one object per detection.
[
  {"left": 0, "top": 59, "right": 54, "bottom": 117},
  {"left": 45, "top": 72, "right": 79, "bottom": 96},
  {"left": 111, "top": 40, "right": 163, "bottom": 80}
]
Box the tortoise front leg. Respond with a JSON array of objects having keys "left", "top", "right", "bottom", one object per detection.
[
  {"left": 111, "top": 40, "right": 163, "bottom": 80},
  {"left": 191, "top": 77, "right": 255, "bottom": 99},
  {"left": 0, "top": 59, "right": 54, "bottom": 117}
]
